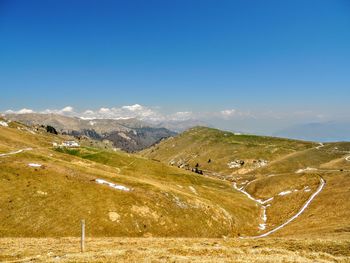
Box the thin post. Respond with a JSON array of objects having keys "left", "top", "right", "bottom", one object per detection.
[{"left": 81, "top": 219, "right": 85, "bottom": 253}]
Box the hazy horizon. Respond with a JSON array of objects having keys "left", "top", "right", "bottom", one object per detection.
[{"left": 1, "top": 0, "right": 349, "bottom": 139}]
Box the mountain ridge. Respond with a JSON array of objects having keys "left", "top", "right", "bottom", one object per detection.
[{"left": 4, "top": 113, "right": 177, "bottom": 152}]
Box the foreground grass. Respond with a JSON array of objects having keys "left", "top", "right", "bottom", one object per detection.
[{"left": 0, "top": 237, "right": 349, "bottom": 262}]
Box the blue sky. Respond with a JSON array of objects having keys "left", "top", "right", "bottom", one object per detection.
[{"left": 1, "top": 0, "right": 350, "bottom": 134}]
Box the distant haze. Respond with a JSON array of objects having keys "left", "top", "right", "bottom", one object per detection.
[
  {"left": 3, "top": 110, "right": 350, "bottom": 142},
  {"left": 1, "top": 1, "right": 349, "bottom": 142},
  {"left": 274, "top": 122, "right": 350, "bottom": 142}
]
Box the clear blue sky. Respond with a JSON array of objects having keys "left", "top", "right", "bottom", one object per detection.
[{"left": 1, "top": 0, "right": 350, "bottom": 132}]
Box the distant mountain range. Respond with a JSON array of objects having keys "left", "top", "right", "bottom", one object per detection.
[
  {"left": 5, "top": 113, "right": 177, "bottom": 152},
  {"left": 5, "top": 113, "right": 350, "bottom": 145},
  {"left": 275, "top": 121, "right": 350, "bottom": 142}
]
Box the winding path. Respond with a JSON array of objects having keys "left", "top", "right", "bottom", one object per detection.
[
  {"left": 236, "top": 177, "right": 325, "bottom": 239},
  {"left": 233, "top": 182, "right": 272, "bottom": 205},
  {"left": 315, "top": 143, "right": 324, "bottom": 150},
  {"left": 0, "top": 148, "right": 32, "bottom": 157},
  {"left": 232, "top": 182, "right": 273, "bottom": 233}
]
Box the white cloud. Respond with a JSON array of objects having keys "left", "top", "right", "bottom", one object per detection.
[
  {"left": 121, "top": 104, "right": 143, "bottom": 112},
  {"left": 217, "top": 109, "right": 256, "bottom": 120},
  {"left": 17, "top": 108, "right": 34, "bottom": 114},
  {"left": 60, "top": 106, "right": 74, "bottom": 113},
  {"left": 3, "top": 104, "right": 259, "bottom": 123},
  {"left": 41, "top": 109, "right": 53, "bottom": 114},
  {"left": 40, "top": 106, "right": 75, "bottom": 115},
  {"left": 169, "top": 111, "right": 194, "bottom": 121},
  {"left": 4, "top": 105, "right": 224, "bottom": 122},
  {"left": 83, "top": 110, "right": 94, "bottom": 115},
  {"left": 77, "top": 104, "right": 164, "bottom": 121},
  {"left": 220, "top": 109, "right": 236, "bottom": 118},
  {"left": 99, "top": 107, "right": 110, "bottom": 113}
]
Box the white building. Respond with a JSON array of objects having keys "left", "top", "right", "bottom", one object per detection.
[
  {"left": 62, "top": 141, "right": 80, "bottom": 147},
  {"left": 0, "top": 121, "right": 8, "bottom": 127}
]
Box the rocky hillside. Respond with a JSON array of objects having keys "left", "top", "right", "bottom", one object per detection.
[{"left": 5, "top": 113, "right": 176, "bottom": 152}]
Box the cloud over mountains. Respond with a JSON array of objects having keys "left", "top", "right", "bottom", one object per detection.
[
  {"left": 4, "top": 104, "right": 245, "bottom": 123},
  {"left": 6, "top": 104, "right": 339, "bottom": 139}
]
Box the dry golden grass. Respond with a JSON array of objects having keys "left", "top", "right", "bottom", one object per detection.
[
  {"left": 0, "top": 124, "right": 260, "bottom": 238},
  {"left": 275, "top": 171, "right": 350, "bottom": 237},
  {"left": 140, "top": 126, "right": 316, "bottom": 176},
  {"left": 142, "top": 127, "right": 350, "bottom": 239},
  {"left": 0, "top": 237, "right": 349, "bottom": 262},
  {"left": 1, "top": 123, "right": 350, "bottom": 262}
]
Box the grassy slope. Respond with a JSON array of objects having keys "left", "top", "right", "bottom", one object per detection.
[
  {"left": 0, "top": 123, "right": 260, "bottom": 238},
  {"left": 256, "top": 144, "right": 349, "bottom": 175},
  {"left": 275, "top": 171, "right": 350, "bottom": 238},
  {"left": 141, "top": 127, "right": 315, "bottom": 176},
  {"left": 141, "top": 127, "right": 350, "bottom": 238},
  {"left": 1, "top": 121, "right": 350, "bottom": 262},
  {"left": 1, "top": 122, "right": 349, "bottom": 240},
  {"left": 1, "top": 237, "right": 349, "bottom": 262}
]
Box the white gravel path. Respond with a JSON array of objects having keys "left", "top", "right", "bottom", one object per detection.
[
  {"left": 243, "top": 177, "right": 325, "bottom": 239},
  {"left": 316, "top": 143, "right": 324, "bottom": 150},
  {"left": 0, "top": 148, "right": 32, "bottom": 157}
]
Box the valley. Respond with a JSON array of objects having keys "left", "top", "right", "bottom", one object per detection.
[
  {"left": 0, "top": 118, "right": 349, "bottom": 262},
  {"left": 142, "top": 127, "right": 350, "bottom": 240},
  {"left": 2, "top": 1, "right": 350, "bottom": 261}
]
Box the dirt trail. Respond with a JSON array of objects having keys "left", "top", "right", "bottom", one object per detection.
[
  {"left": 235, "top": 177, "right": 326, "bottom": 239},
  {"left": 232, "top": 183, "right": 273, "bottom": 232},
  {"left": 268, "top": 142, "right": 324, "bottom": 167},
  {"left": 316, "top": 143, "right": 325, "bottom": 150},
  {"left": 0, "top": 148, "right": 32, "bottom": 157}
]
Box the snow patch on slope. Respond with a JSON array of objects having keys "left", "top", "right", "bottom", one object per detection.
[
  {"left": 95, "top": 179, "right": 130, "bottom": 191},
  {"left": 28, "top": 163, "right": 42, "bottom": 167},
  {"left": 278, "top": 190, "right": 292, "bottom": 196},
  {"left": 296, "top": 167, "right": 317, "bottom": 173}
]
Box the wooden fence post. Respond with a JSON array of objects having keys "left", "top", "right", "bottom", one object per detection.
[{"left": 81, "top": 219, "right": 85, "bottom": 253}]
